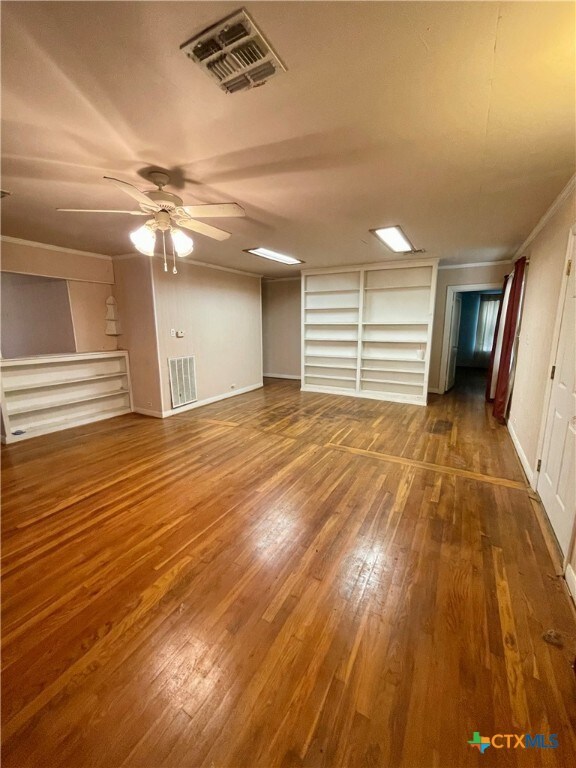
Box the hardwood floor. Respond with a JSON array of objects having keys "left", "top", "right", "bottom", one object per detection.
[{"left": 2, "top": 377, "right": 575, "bottom": 767}]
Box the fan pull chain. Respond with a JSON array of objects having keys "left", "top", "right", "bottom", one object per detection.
[
  {"left": 171, "top": 235, "right": 178, "bottom": 274},
  {"left": 162, "top": 230, "right": 168, "bottom": 272}
]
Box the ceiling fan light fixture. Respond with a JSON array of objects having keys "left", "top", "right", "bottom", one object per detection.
[
  {"left": 371, "top": 226, "right": 421, "bottom": 253},
  {"left": 171, "top": 228, "right": 194, "bottom": 257},
  {"left": 245, "top": 247, "right": 302, "bottom": 265},
  {"left": 130, "top": 223, "right": 156, "bottom": 256}
]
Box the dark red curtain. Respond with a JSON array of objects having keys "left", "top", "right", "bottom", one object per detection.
[
  {"left": 485, "top": 274, "right": 509, "bottom": 402},
  {"left": 491, "top": 256, "right": 527, "bottom": 422}
]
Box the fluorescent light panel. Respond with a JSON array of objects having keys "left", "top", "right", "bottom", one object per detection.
[
  {"left": 372, "top": 226, "right": 417, "bottom": 253},
  {"left": 245, "top": 247, "right": 302, "bottom": 265}
]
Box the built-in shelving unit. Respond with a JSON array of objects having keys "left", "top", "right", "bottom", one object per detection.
[
  {"left": 301, "top": 260, "right": 438, "bottom": 405},
  {"left": 1, "top": 351, "right": 133, "bottom": 443}
]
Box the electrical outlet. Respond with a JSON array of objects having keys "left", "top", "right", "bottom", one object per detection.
[
  {"left": 170, "top": 329, "right": 176, "bottom": 337},
  {"left": 176, "top": 330, "right": 185, "bottom": 338}
]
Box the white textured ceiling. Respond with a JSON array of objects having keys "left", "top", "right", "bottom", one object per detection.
[{"left": 1, "top": 1, "right": 574, "bottom": 276}]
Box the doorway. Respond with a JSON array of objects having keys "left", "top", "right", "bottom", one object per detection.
[
  {"left": 535, "top": 230, "right": 575, "bottom": 570},
  {"left": 439, "top": 283, "right": 503, "bottom": 395}
]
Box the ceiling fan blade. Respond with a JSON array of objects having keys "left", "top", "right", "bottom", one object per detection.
[
  {"left": 177, "top": 218, "right": 231, "bottom": 241},
  {"left": 57, "top": 208, "right": 147, "bottom": 215},
  {"left": 178, "top": 203, "right": 245, "bottom": 218},
  {"left": 103, "top": 176, "right": 158, "bottom": 209}
]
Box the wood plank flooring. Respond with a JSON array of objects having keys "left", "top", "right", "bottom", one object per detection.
[{"left": 2, "top": 376, "right": 576, "bottom": 767}]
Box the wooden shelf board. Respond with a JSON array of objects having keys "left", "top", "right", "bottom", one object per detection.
[
  {"left": 3, "top": 371, "right": 128, "bottom": 393},
  {"left": 304, "top": 322, "right": 358, "bottom": 326},
  {"left": 305, "top": 364, "right": 357, "bottom": 370},
  {"left": 304, "top": 289, "right": 359, "bottom": 295},
  {"left": 362, "top": 355, "right": 424, "bottom": 363},
  {"left": 305, "top": 354, "right": 357, "bottom": 360},
  {"left": 361, "top": 367, "right": 424, "bottom": 375},
  {"left": 8, "top": 390, "right": 130, "bottom": 416},
  {"left": 361, "top": 378, "right": 423, "bottom": 387},
  {"left": 362, "top": 321, "right": 428, "bottom": 326},
  {"left": 6, "top": 407, "right": 132, "bottom": 442},
  {"left": 306, "top": 374, "right": 356, "bottom": 382},
  {"left": 363, "top": 285, "right": 430, "bottom": 291},
  {"left": 305, "top": 337, "right": 358, "bottom": 342}
]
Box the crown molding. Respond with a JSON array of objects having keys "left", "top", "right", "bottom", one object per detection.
[
  {"left": 262, "top": 276, "right": 301, "bottom": 282},
  {"left": 514, "top": 173, "right": 576, "bottom": 258},
  {"left": 112, "top": 251, "right": 262, "bottom": 278},
  {"left": 438, "top": 259, "right": 513, "bottom": 270},
  {"left": 0, "top": 235, "right": 112, "bottom": 260}
]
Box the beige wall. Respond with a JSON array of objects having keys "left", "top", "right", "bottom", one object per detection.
[
  {"left": 429, "top": 262, "right": 513, "bottom": 391},
  {"left": 508, "top": 188, "right": 576, "bottom": 475},
  {"left": 1, "top": 237, "right": 114, "bottom": 283},
  {"left": 113, "top": 257, "right": 163, "bottom": 413},
  {"left": 1, "top": 237, "right": 117, "bottom": 356},
  {"left": 151, "top": 260, "right": 262, "bottom": 413},
  {"left": 1, "top": 273, "right": 76, "bottom": 357},
  {"left": 67, "top": 281, "right": 117, "bottom": 353},
  {"left": 262, "top": 279, "right": 301, "bottom": 378}
]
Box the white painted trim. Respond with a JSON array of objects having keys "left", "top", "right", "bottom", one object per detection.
[
  {"left": 507, "top": 420, "right": 535, "bottom": 487},
  {"left": 185, "top": 258, "right": 262, "bottom": 278},
  {"left": 133, "top": 407, "right": 164, "bottom": 418},
  {"left": 264, "top": 373, "right": 301, "bottom": 380},
  {"left": 515, "top": 174, "right": 576, "bottom": 258},
  {"left": 0, "top": 235, "right": 112, "bottom": 260},
  {"left": 148, "top": 259, "right": 166, "bottom": 413},
  {"left": 301, "top": 384, "right": 427, "bottom": 407},
  {"left": 113, "top": 251, "right": 262, "bottom": 278},
  {"left": 565, "top": 564, "right": 576, "bottom": 602},
  {"left": 159, "top": 382, "right": 263, "bottom": 418},
  {"left": 438, "top": 260, "right": 513, "bottom": 270},
  {"left": 66, "top": 280, "right": 79, "bottom": 352},
  {"left": 438, "top": 282, "right": 503, "bottom": 394},
  {"left": 262, "top": 276, "right": 301, "bottom": 282},
  {"left": 0, "top": 349, "right": 129, "bottom": 366},
  {"left": 533, "top": 229, "right": 575, "bottom": 496},
  {"left": 302, "top": 257, "right": 438, "bottom": 276}
]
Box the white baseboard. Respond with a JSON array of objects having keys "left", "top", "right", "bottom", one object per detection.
[
  {"left": 565, "top": 564, "right": 576, "bottom": 602},
  {"left": 169, "top": 382, "right": 263, "bottom": 418},
  {"left": 263, "top": 373, "right": 301, "bottom": 380},
  {"left": 507, "top": 420, "right": 536, "bottom": 488},
  {"left": 134, "top": 382, "right": 263, "bottom": 419},
  {"left": 133, "top": 407, "right": 164, "bottom": 418}
]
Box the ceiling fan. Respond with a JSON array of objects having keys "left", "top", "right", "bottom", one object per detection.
[{"left": 58, "top": 172, "right": 245, "bottom": 273}]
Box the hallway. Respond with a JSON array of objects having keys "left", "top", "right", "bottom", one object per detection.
[{"left": 2, "top": 379, "right": 575, "bottom": 767}]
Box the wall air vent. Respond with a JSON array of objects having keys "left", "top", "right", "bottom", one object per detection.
[{"left": 180, "top": 8, "right": 286, "bottom": 93}]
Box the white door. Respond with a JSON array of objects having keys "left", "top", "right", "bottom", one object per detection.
[
  {"left": 537, "top": 245, "right": 576, "bottom": 556},
  {"left": 445, "top": 294, "right": 462, "bottom": 391}
]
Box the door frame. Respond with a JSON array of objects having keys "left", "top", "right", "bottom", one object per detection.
[
  {"left": 533, "top": 226, "right": 575, "bottom": 575},
  {"left": 438, "top": 283, "right": 503, "bottom": 394}
]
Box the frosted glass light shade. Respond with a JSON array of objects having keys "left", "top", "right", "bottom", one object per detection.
[
  {"left": 373, "top": 226, "right": 415, "bottom": 253},
  {"left": 171, "top": 228, "right": 194, "bottom": 257},
  {"left": 130, "top": 224, "right": 156, "bottom": 256}
]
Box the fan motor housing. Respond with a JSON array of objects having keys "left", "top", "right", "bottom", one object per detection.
[{"left": 146, "top": 190, "right": 183, "bottom": 210}]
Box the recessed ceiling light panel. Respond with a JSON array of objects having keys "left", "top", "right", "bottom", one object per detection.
[
  {"left": 181, "top": 8, "right": 287, "bottom": 94},
  {"left": 371, "top": 226, "right": 424, "bottom": 254},
  {"left": 245, "top": 247, "right": 303, "bottom": 265}
]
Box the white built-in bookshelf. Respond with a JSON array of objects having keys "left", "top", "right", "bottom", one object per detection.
[
  {"left": 1, "top": 351, "right": 133, "bottom": 443},
  {"left": 301, "top": 260, "right": 438, "bottom": 405}
]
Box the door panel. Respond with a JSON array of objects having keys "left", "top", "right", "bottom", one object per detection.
[
  {"left": 446, "top": 294, "right": 462, "bottom": 391},
  {"left": 537, "top": 242, "right": 576, "bottom": 556}
]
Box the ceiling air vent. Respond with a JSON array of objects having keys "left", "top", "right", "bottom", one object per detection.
[{"left": 181, "top": 8, "right": 286, "bottom": 93}]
